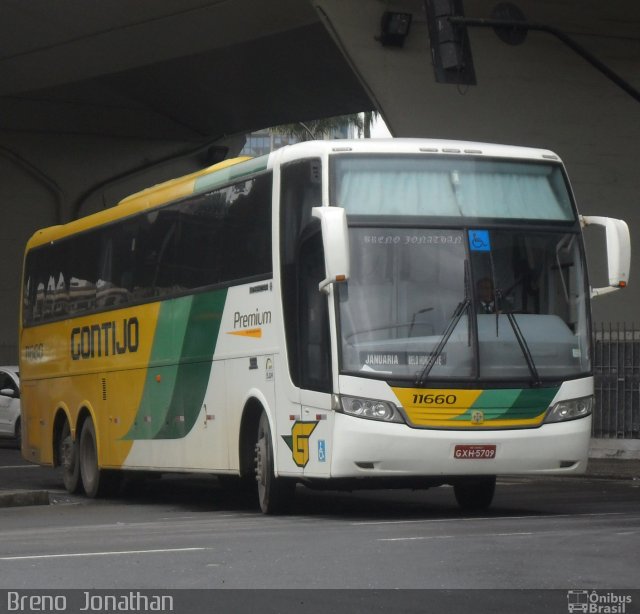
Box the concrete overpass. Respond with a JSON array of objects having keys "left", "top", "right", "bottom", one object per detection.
[{"left": 1, "top": 0, "right": 638, "bottom": 359}]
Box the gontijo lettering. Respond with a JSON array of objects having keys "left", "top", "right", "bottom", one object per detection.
[{"left": 71, "top": 317, "right": 139, "bottom": 360}]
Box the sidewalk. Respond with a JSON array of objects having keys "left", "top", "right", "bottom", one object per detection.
[
  {"left": 586, "top": 458, "right": 640, "bottom": 479},
  {"left": 587, "top": 438, "right": 640, "bottom": 479},
  {"left": 0, "top": 489, "right": 50, "bottom": 508}
]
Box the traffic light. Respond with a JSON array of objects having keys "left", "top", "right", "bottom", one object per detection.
[{"left": 424, "top": 0, "right": 476, "bottom": 85}]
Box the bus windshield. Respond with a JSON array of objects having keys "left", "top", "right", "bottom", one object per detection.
[
  {"left": 333, "top": 155, "right": 575, "bottom": 221},
  {"left": 337, "top": 227, "right": 590, "bottom": 382}
]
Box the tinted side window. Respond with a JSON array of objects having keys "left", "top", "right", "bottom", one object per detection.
[
  {"left": 23, "top": 241, "right": 69, "bottom": 324},
  {"left": 280, "top": 159, "right": 322, "bottom": 386},
  {"left": 220, "top": 174, "right": 272, "bottom": 282},
  {"left": 97, "top": 221, "right": 136, "bottom": 309},
  {"left": 130, "top": 208, "right": 178, "bottom": 300},
  {"left": 173, "top": 192, "right": 225, "bottom": 289},
  {"left": 67, "top": 231, "right": 101, "bottom": 317},
  {"left": 172, "top": 173, "right": 273, "bottom": 287},
  {"left": 22, "top": 172, "right": 273, "bottom": 326}
]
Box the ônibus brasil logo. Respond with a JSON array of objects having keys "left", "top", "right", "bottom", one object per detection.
[{"left": 567, "top": 590, "right": 632, "bottom": 614}]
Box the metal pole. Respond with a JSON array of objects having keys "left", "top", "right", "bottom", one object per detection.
[{"left": 448, "top": 17, "right": 640, "bottom": 105}]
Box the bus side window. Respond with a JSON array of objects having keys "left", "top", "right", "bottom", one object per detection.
[
  {"left": 280, "top": 159, "right": 322, "bottom": 387},
  {"left": 298, "top": 231, "right": 331, "bottom": 393},
  {"left": 220, "top": 175, "right": 272, "bottom": 283}
]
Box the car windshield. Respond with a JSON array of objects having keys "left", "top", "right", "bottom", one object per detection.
[{"left": 337, "top": 227, "right": 590, "bottom": 383}]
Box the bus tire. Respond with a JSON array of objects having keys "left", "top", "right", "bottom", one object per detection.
[
  {"left": 453, "top": 476, "right": 496, "bottom": 511},
  {"left": 59, "top": 420, "right": 82, "bottom": 494},
  {"left": 254, "top": 412, "right": 294, "bottom": 514},
  {"left": 79, "top": 419, "right": 120, "bottom": 498}
]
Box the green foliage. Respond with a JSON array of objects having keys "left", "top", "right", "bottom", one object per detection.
[{"left": 270, "top": 111, "right": 379, "bottom": 141}]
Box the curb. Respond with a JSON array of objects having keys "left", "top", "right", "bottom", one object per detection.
[
  {"left": 0, "top": 490, "right": 50, "bottom": 508},
  {"left": 586, "top": 458, "right": 640, "bottom": 480}
]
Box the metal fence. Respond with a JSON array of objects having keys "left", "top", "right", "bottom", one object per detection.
[{"left": 593, "top": 323, "right": 640, "bottom": 440}]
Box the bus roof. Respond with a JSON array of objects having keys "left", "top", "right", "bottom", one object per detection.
[
  {"left": 25, "top": 155, "right": 267, "bottom": 249},
  {"left": 269, "top": 138, "right": 561, "bottom": 165},
  {"left": 25, "top": 138, "right": 563, "bottom": 250}
]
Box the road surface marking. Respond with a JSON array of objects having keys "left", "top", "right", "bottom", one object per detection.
[
  {"left": 0, "top": 547, "right": 208, "bottom": 561},
  {"left": 352, "top": 512, "right": 627, "bottom": 526},
  {"left": 379, "top": 532, "right": 534, "bottom": 541}
]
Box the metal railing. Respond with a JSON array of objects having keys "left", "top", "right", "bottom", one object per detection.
[{"left": 593, "top": 323, "right": 640, "bottom": 440}]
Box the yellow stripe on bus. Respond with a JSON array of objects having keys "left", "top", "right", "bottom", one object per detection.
[{"left": 226, "top": 328, "right": 262, "bottom": 338}]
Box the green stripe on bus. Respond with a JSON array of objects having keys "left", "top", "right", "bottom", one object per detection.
[
  {"left": 154, "top": 290, "right": 227, "bottom": 439},
  {"left": 453, "top": 387, "right": 559, "bottom": 422},
  {"left": 123, "top": 289, "right": 227, "bottom": 440},
  {"left": 194, "top": 155, "right": 269, "bottom": 194},
  {"left": 495, "top": 387, "right": 559, "bottom": 420}
]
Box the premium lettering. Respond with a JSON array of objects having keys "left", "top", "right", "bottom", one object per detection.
[
  {"left": 71, "top": 317, "right": 139, "bottom": 360},
  {"left": 233, "top": 309, "right": 271, "bottom": 329}
]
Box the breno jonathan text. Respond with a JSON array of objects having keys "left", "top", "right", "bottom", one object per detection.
[{"left": 7, "top": 591, "right": 174, "bottom": 612}]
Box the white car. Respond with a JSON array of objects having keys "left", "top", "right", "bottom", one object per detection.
[{"left": 0, "top": 366, "right": 21, "bottom": 448}]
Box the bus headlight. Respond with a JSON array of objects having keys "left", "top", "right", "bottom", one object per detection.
[
  {"left": 340, "top": 396, "right": 403, "bottom": 423},
  {"left": 544, "top": 396, "right": 593, "bottom": 423}
]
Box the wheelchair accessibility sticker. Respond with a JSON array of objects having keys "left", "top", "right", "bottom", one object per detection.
[
  {"left": 318, "top": 439, "right": 326, "bottom": 463},
  {"left": 469, "top": 229, "right": 491, "bottom": 252}
]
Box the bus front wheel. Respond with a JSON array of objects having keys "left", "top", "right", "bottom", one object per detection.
[
  {"left": 59, "top": 420, "right": 82, "bottom": 494},
  {"left": 453, "top": 476, "right": 496, "bottom": 511},
  {"left": 79, "top": 419, "right": 120, "bottom": 498},
  {"left": 254, "top": 412, "right": 294, "bottom": 514}
]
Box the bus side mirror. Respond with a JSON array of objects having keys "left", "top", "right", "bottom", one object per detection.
[
  {"left": 311, "top": 206, "right": 350, "bottom": 293},
  {"left": 581, "top": 215, "right": 631, "bottom": 297}
]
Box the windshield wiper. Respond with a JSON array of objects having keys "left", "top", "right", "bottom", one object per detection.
[
  {"left": 416, "top": 297, "right": 470, "bottom": 386},
  {"left": 505, "top": 312, "right": 541, "bottom": 386}
]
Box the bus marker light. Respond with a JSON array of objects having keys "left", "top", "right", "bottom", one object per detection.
[{"left": 156, "top": 375, "right": 162, "bottom": 382}]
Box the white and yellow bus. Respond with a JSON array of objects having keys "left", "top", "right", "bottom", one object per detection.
[{"left": 19, "top": 139, "right": 630, "bottom": 513}]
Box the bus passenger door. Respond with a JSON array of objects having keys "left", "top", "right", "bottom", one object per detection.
[
  {"left": 299, "top": 390, "right": 332, "bottom": 477},
  {"left": 297, "top": 231, "right": 333, "bottom": 478},
  {"left": 278, "top": 158, "right": 331, "bottom": 477}
]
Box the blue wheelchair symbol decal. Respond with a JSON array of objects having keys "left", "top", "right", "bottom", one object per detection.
[
  {"left": 469, "top": 230, "right": 491, "bottom": 252},
  {"left": 318, "top": 440, "right": 326, "bottom": 463}
]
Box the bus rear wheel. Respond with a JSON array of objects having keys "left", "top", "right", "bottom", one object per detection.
[
  {"left": 59, "top": 420, "right": 82, "bottom": 494},
  {"left": 254, "top": 412, "right": 295, "bottom": 514},
  {"left": 453, "top": 476, "right": 496, "bottom": 511},
  {"left": 79, "top": 419, "right": 120, "bottom": 498}
]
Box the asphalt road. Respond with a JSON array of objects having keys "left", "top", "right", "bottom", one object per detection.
[{"left": 0, "top": 442, "right": 639, "bottom": 596}]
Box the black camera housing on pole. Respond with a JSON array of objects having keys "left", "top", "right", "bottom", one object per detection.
[{"left": 424, "top": 0, "right": 477, "bottom": 85}]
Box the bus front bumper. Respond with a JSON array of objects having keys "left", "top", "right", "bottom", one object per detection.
[{"left": 329, "top": 412, "right": 591, "bottom": 478}]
